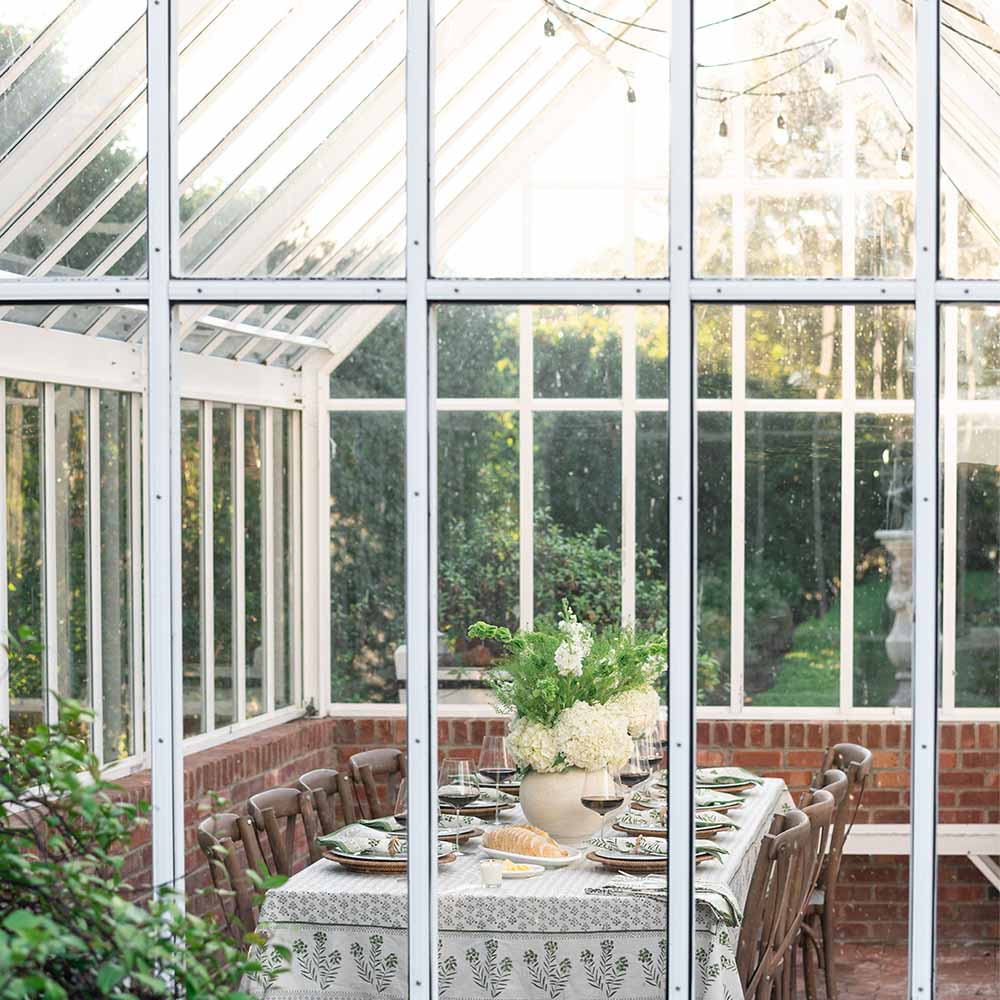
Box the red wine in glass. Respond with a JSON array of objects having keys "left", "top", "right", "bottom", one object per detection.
[
  {"left": 478, "top": 767, "right": 517, "bottom": 785},
  {"left": 439, "top": 788, "right": 479, "bottom": 811},
  {"left": 581, "top": 795, "right": 626, "bottom": 814},
  {"left": 619, "top": 770, "right": 650, "bottom": 788}
]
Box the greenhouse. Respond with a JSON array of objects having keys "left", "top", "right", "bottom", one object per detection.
[{"left": 0, "top": 0, "right": 997, "bottom": 998}]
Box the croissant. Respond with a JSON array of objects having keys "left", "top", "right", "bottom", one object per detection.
[{"left": 483, "top": 826, "right": 567, "bottom": 858}]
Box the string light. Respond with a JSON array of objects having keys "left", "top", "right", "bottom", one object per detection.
[
  {"left": 772, "top": 99, "right": 789, "bottom": 146},
  {"left": 831, "top": 4, "right": 849, "bottom": 38},
  {"left": 544, "top": 16, "right": 556, "bottom": 37},
  {"left": 896, "top": 133, "right": 913, "bottom": 178},
  {"left": 820, "top": 56, "right": 838, "bottom": 95},
  {"left": 626, "top": 83, "right": 637, "bottom": 103}
]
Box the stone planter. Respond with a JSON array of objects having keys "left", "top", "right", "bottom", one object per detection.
[{"left": 519, "top": 768, "right": 611, "bottom": 845}]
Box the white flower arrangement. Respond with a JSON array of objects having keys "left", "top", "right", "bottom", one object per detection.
[{"left": 469, "top": 604, "right": 667, "bottom": 775}]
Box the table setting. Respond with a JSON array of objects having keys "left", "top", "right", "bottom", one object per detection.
[{"left": 246, "top": 611, "right": 793, "bottom": 999}]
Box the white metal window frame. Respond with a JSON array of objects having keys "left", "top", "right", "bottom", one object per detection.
[{"left": 0, "top": 0, "right": 976, "bottom": 996}]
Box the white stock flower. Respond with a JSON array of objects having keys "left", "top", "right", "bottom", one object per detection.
[
  {"left": 506, "top": 716, "right": 560, "bottom": 773},
  {"left": 554, "top": 615, "right": 593, "bottom": 677},
  {"left": 553, "top": 700, "right": 632, "bottom": 772},
  {"left": 607, "top": 685, "right": 661, "bottom": 738}
]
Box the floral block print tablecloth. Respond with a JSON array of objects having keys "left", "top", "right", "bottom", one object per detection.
[{"left": 245, "top": 779, "right": 790, "bottom": 1000}]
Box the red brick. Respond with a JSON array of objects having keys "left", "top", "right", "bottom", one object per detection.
[
  {"left": 788, "top": 723, "right": 805, "bottom": 748},
  {"left": 788, "top": 749, "right": 824, "bottom": 768},
  {"left": 732, "top": 749, "right": 782, "bottom": 768},
  {"left": 885, "top": 723, "right": 903, "bottom": 747},
  {"left": 872, "top": 750, "right": 900, "bottom": 769},
  {"left": 876, "top": 770, "right": 910, "bottom": 788},
  {"left": 962, "top": 751, "right": 999, "bottom": 769},
  {"left": 711, "top": 722, "right": 730, "bottom": 746},
  {"left": 748, "top": 723, "right": 766, "bottom": 747},
  {"left": 768, "top": 723, "right": 786, "bottom": 748},
  {"left": 957, "top": 790, "right": 999, "bottom": 808},
  {"left": 960, "top": 724, "right": 977, "bottom": 749},
  {"left": 976, "top": 724, "right": 998, "bottom": 749},
  {"left": 939, "top": 770, "right": 984, "bottom": 787}
]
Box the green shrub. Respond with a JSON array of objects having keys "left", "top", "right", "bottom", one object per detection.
[{"left": 0, "top": 701, "right": 286, "bottom": 999}]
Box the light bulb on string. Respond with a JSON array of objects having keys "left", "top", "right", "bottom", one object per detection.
[
  {"left": 626, "top": 83, "right": 637, "bottom": 103},
  {"left": 896, "top": 135, "right": 912, "bottom": 178},
  {"left": 831, "top": 4, "right": 849, "bottom": 38},
  {"left": 772, "top": 100, "right": 789, "bottom": 147},
  {"left": 820, "top": 56, "right": 838, "bottom": 96},
  {"left": 543, "top": 16, "right": 555, "bottom": 37},
  {"left": 715, "top": 114, "right": 730, "bottom": 154}
]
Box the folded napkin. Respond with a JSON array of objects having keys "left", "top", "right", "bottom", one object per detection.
[
  {"left": 694, "top": 839, "right": 729, "bottom": 862},
  {"left": 696, "top": 767, "right": 764, "bottom": 787},
  {"left": 359, "top": 817, "right": 404, "bottom": 833},
  {"left": 616, "top": 809, "right": 666, "bottom": 832},
  {"left": 696, "top": 811, "right": 740, "bottom": 831},
  {"left": 694, "top": 880, "right": 743, "bottom": 927},
  {"left": 359, "top": 814, "right": 482, "bottom": 836},
  {"left": 586, "top": 873, "right": 667, "bottom": 900},
  {"left": 590, "top": 835, "right": 668, "bottom": 856},
  {"left": 319, "top": 823, "right": 452, "bottom": 858},
  {"left": 695, "top": 788, "right": 744, "bottom": 809}
]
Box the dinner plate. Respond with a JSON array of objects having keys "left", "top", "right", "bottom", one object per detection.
[
  {"left": 613, "top": 821, "right": 666, "bottom": 839},
  {"left": 446, "top": 801, "right": 519, "bottom": 819},
  {"left": 586, "top": 851, "right": 665, "bottom": 874},
  {"left": 695, "top": 800, "right": 743, "bottom": 814},
  {"left": 501, "top": 863, "right": 545, "bottom": 879},
  {"left": 481, "top": 845, "right": 582, "bottom": 868},
  {"left": 324, "top": 850, "right": 458, "bottom": 874}
]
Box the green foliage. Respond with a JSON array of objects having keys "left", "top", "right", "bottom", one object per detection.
[
  {"left": 469, "top": 605, "right": 666, "bottom": 727},
  {"left": 0, "top": 700, "right": 286, "bottom": 998}
]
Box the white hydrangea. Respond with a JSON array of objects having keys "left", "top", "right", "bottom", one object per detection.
[
  {"left": 554, "top": 613, "right": 593, "bottom": 677},
  {"left": 553, "top": 700, "right": 632, "bottom": 772},
  {"left": 506, "top": 716, "right": 561, "bottom": 773},
  {"left": 607, "top": 685, "right": 661, "bottom": 738}
]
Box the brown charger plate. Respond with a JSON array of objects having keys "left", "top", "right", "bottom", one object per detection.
[
  {"left": 695, "top": 801, "right": 743, "bottom": 814},
  {"left": 444, "top": 802, "right": 518, "bottom": 819},
  {"left": 324, "top": 850, "right": 458, "bottom": 874},
  {"left": 613, "top": 822, "right": 666, "bottom": 839},
  {"left": 586, "top": 850, "right": 665, "bottom": 874},
  {"left": 695, "top": 781, "right": 757, "bottom": 794}
]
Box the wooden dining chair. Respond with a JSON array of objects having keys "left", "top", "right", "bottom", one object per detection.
[
  {"left": 297, "top": 768, "right": 359, "bottom": 835},
  {"left": 789, "top": 777, "right": 841, "bottom": 1000},
  {"left": 348, "top": 748, "right": 406, "bottom": 820},
  {"left": 197, "top": 812, "right": 269, "bottom": 942},
  {"left": 247, "top": 786, "right": 321, "bottom": 876},
  {"left": 801, "top": 744, "right": 873, "bottom": 1000},
  {"left": 736, "top": 808, "right": 812, "bottom": 1000}
]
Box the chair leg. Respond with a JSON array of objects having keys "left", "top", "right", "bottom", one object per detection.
[
  {"left": 821, "top": 907, "right": 839, "bottom": 1000},
  {"left": 802, "top": 931, "right": 818, "bottom": 1000}
]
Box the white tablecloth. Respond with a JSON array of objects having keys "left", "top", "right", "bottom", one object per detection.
[{"left": 246, "top": 778, "right": 789, "bottom": 1000}]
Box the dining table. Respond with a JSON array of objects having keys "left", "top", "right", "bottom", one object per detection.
[{"left": 244, "top": 776, "right": 791, "bottom": 1000}]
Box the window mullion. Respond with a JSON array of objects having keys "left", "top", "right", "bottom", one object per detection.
[
  {"left": 88, "top": 390, "right": 104, "bottom": 765},
  {"left": 0, "top": 378, "right": 7, "bottom": 732}
]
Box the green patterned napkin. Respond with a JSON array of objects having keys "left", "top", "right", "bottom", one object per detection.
[
  {"left": 694, "top": 881, "right": 743, "bottom": 926},
  {"left": 697, "top": 811, "right": 740, "bottom": 831},
  {"left": 694, "top": 839, "right": 729, "bottom": 862},
  {"left": 585, "top": 875, "right": 742, "bottom": 926},
  {"left": 695, "top": 788, "right": 744, "bottom": 810},
  {"left": 590, "top": 835, "right": 668, "bottom": 856},
  {"left": 616, "top": 809, "right": 666, "bottom": 833},
  {"left": 695, "top": 767, "right": 763, "bottom": 787},
  {"left": 319, "top": 823, "right": 452, "bottom": 857}
]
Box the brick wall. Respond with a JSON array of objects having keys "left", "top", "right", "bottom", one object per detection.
[{"left": 114, "top": 714, "right": 998, "bottom": 940}]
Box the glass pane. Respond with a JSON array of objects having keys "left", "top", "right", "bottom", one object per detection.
[
  {"left": 854, "top": 413, "right": 913, "bottom": 708},
  {"left": 176, "top": 0, "right": 405, "bottom": 277},
  {"left": 244, "top": 407, "right": 264, "bottom": 718},
  {"left": 856, "top": 305, "right": 914, "bottom": 400},
  {"left": 437, "top": 304, "right": 519, "bottom": 399},
  {"left": 0, "top": 1, "right": 148, "bottom": 278},
  {"left": 534, "top": 306, "right": 623, "bottom": 399},
  {"left": 433, "top": 0, "right": 670, "bottom": 277},
  {"left": 273, "top": 409, "right": 294, "bottom": 710},
  {"left": 940, "top": 2, "right": 1000, "bottom": 278},
  {"left": 212, "top": 404, "right": 235, "bottom": 728},
  {"left": 636, "top": 413, "right": 669, "bottom": 634},
  {"left": 694, "top": 0, "right": 915, "bottom": 279},
  {"left": 535, "top": 412, "right": 622, "bottom": 628},
  {"left": 5, "top": 380, "right": 44, "bottom": 736},
  {"left": 329, "top": 412, "right": 405, "bottom": 703},
  {"left": 747, "top": 304, "right": 841, "bottom": 400},
  {"left": 438, "top": 410, "right": 519, "bottom": 688},
  {"left": 53, "top": 385, "right": 89, "bottom": 709},
  {"left": 937, "top": 306, "right": 1000, "bottom": 998},
  {"left": 328, "top": 306, "right": 405, "bottom": 399},
  {"left": 98, "top": 390, "right": 133, "bottom": 761},
  {"left": 180, "top": 399, "right": 203, "bottom": 737}
]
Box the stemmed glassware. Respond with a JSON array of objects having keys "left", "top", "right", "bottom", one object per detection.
[
  {"left": 393, "top": 778, "right": 408, "bottom": 827},
  {"left": 478, "top": 734, "right": 515, "bottom": 824},
  {"left": 438, "top": 758, "right": 479, "bottom": 815},
  {"left": 619, "top": 740, "right": 651, "bottom": 791},
  {"left": 580, "top": 766, "right": 626, "bottom": 841},
  {"left": 638, "top": 734, "right": 661, "bottom": 777}
]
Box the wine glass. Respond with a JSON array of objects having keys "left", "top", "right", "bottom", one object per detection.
[
  {"left": 478, "top": 734, "right": 516, "bottom": 824},
  {"left": 580, "top": 766, "right": 626, "bottom": 841},
  {"left": 620, "top": 740, "right": 651, "bottom": 793},
  {"left": 393, "top": 778, "right": 407, "bottom": 828},
  {"left": 638, "top": 735, "right": 661, "bottom": 777},
  {"left": 438, "top": 758, "right": 479, "bottom": 815}
]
